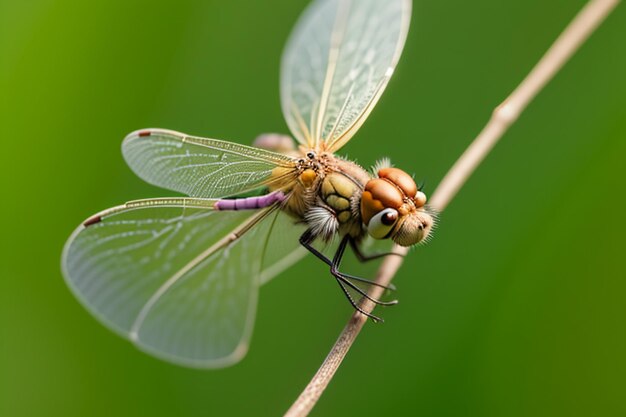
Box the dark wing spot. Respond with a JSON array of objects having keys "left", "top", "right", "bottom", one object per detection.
[
  {"left": 83, "top": 215, "right": 102, "bottom": 227},
  {"left": 138, "top": 130, "right": 152, "bottom": 137}
]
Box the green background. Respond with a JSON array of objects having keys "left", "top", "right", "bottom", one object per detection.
[{"left": 1, "top": 0, "right": 625, "bottom": 416}]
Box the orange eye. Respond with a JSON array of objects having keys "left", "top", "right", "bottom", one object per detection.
[
  {"left": 414, "top": 191, "right": 427, "bottom": 208},
  {"left": 378, "top": 167, "right": 417, "bottom": 198},
  {"left": 367, "top": 208, "right": 399, "bottom": 239}
]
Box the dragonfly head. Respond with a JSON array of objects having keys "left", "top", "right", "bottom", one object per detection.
[{"left": 361, "top": 167, "right": 434, "bottom": 246}]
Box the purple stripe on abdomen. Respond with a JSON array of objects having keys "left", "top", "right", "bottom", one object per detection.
[{"left": 214, "top": 191, "right": 286, "bottom": 211}]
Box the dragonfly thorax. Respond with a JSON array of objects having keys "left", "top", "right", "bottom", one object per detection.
[{"left": 301, "top": 168, "right": 367, "bottom": 241}]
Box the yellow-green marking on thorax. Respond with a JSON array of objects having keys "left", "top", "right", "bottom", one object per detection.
[{"left": 321, "top": 173, "right": 358, "bottom": 224}]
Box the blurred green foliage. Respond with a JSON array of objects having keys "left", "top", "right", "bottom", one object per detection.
[{"left": 1, "top": 0, "right": 625, "bottom": 416}]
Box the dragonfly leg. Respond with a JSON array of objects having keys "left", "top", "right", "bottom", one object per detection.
[
  {"left": 333, "top": 276, "right": 383, "bottom": 323},
  {"left": 331, "top": 236, "right": 398, "bottom": 307},
  {"left": 299, "top": 232, "right": 397, "bottom": 321},
  {"left": 349, "top": 238, "right": 404, "bottom": 263},
  {"left": 346, "top": 238, "right": 402, "bottom": 291},
  {"left": 298, "top": 231, "right": 395, "bottom": 291},
  {"left": 336, "top": 272, "right": 397, "bottom": 292},
  {"left": 299, "top": 230, "right": 332, "bottom": 267}
]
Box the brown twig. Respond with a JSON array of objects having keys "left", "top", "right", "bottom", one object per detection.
[{"left": 284, "top": 0, "right": 620, "bottom": 415}]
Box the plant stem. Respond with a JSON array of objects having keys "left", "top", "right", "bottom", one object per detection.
[{"left": 284, "top": 0, "right": 620, "bottom": 415}]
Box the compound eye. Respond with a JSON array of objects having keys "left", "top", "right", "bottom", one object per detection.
[
  {"left": 367, "top": 208, "right": 399, "bottom": 239},
  {"left": 414, "top": 191, "right": 427, "bottom": 207}
]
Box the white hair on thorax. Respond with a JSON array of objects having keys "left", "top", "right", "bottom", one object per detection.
[{"left": 304, "top": 204, "right": 339, "bottom": 241}]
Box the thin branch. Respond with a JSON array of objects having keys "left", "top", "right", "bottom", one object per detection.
[{"left": 284, "top": 0, "right": 620, "bottom": 415}]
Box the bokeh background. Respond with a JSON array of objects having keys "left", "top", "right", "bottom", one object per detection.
[{"left": 1, "top": 0, "right": 625, "bottom": 416}]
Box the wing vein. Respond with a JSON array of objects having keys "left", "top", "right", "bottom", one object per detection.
[
  {"left": 327, "top": 73, "right": 390, "bottom": 151},
  {"left": 314, "top": 0, "right": 352, "bottom": 146},
  {"left": 129, "top": 206, "right": 276, "bottom": 340}
]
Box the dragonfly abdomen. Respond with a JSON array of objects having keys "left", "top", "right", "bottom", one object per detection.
[{"left": 214, "top": 190, "right": 286, "bottom": 211}]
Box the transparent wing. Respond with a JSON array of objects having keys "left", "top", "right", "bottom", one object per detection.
[
  {"left": 122, "top": 129, "right": 297, "bottom": 198},
  {"left": 280, "top": 0, "right": 411, "bottom": 152},
  {"left": 259, "top": 210, "right": 308, "bottom": 285},
  {"left": 62, "top": 197, "right": 283, "bottom": 368}
]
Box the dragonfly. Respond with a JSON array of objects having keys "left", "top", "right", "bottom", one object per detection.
[{"left": 62, "top": 0, "right": 434, "bottom": 368}]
